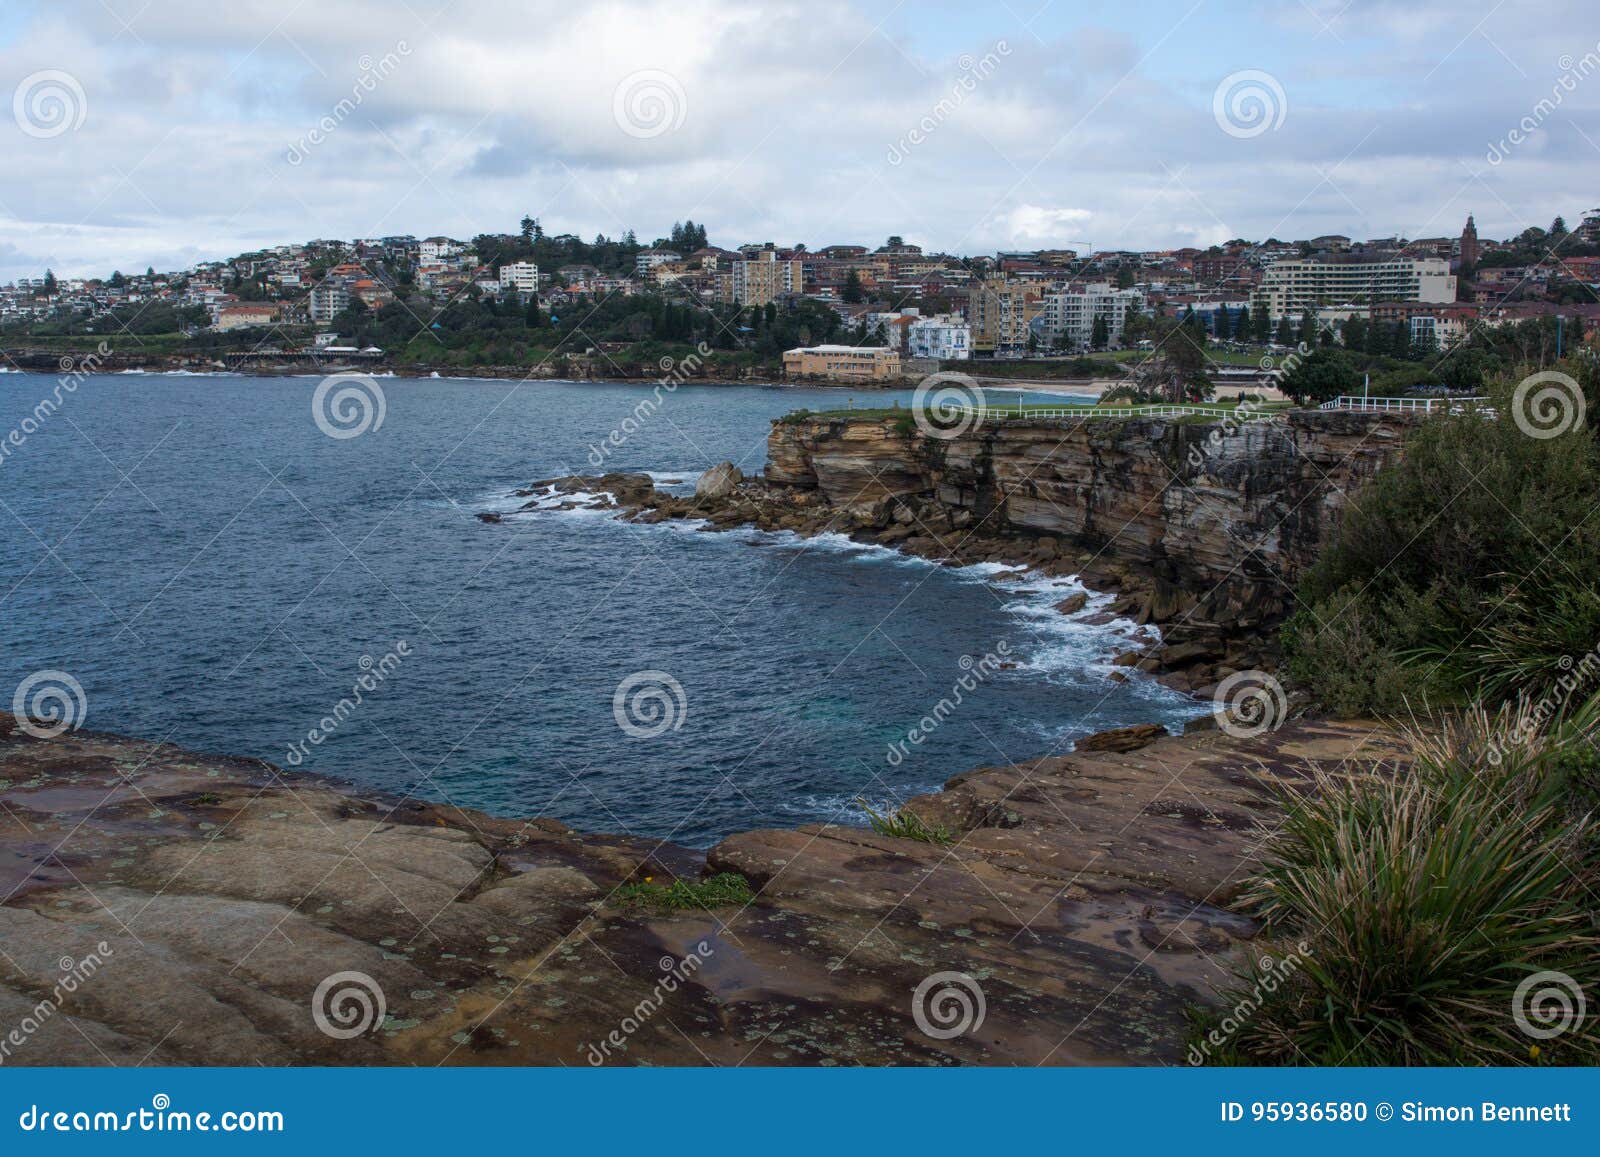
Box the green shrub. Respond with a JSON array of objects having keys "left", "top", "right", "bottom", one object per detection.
[
  {"left": 1214, "top": 706, "right": 1599, "bottom": 1065},
  {"left": 1284, "top": 367, "right": 1600, "bottom": 713}
]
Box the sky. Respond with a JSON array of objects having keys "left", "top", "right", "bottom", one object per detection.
[{"left": 1, "top": 0, "right": 1598, "bottom": 282}]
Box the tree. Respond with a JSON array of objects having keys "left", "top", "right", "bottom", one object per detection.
[
  {"left": 1236, "top": 304, "right": 1252, "bottom": 341},
  {"left": 1213, "top": 306, "right": 1231, "bottom": 341},
  {"left": 1297, "top": 309, "right": 1317, "bottom": 346},
  {"left": 1278, "top": 348, "right": 1358, "bottom": 405},
  {"left": 1550, "top": 216, "right": 1568, "bottom": 238},
  {"left": 1090, "top": 313, "right": 1110, "bottom": 350},
  {"left": 1275, "top": 314, "right": 1296, "bottom": 345},
  {"left": 1134, "top": 317, "right": 1213, "bottom": 402},
  {"left": 41, "top": 269, "right": 57, "bottom": 297},
  {"left": 842, "top": 269, "right": 864, "bottom": 303},
  {"left": 1253, "top": 306, "right": 1272, "bottom": 344}
]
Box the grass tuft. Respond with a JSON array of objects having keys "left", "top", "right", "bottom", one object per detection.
[
  {"left": 612, "top": 871, "right": 755, "bottom": 913},
  {"left": 857, "top": 799, "right": 954, "bottom": 844}
]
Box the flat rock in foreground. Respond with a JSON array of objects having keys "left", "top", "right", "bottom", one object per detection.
[{"left": 0, "top": 721, "right": 1406, "bottom": 1066}]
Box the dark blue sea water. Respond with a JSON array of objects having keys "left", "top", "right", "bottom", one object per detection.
[{"left": 0, "top": 371, "right": 1204, "bottom": 846}]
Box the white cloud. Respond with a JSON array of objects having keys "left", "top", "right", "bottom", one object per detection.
[{"left": 0, "top": 0, "right": 1596, "bottom": 281}]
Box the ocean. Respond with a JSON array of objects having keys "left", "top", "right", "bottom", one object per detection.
[{"left": 0, "top": 371, "right": 1206, "bottom": 846}]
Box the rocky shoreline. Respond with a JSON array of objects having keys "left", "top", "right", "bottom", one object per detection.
[
  {"left": 498, "top": 450, "right": 1296, "bottom": 695},
  {"left": 0, "top": 714, "right": 1407, "bottom": 1066}
]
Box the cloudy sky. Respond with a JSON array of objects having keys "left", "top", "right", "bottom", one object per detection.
[{"left": 1, "top": 0, "right": 1597, "bottom": 282}]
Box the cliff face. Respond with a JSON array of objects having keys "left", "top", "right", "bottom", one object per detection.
[{"left": 768, "top": 409, "right": 1413, "bottom": 624}]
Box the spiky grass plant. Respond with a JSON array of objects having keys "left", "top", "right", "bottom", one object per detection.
[
  {"left": 856, "top": 799, "right": 954, "bottom": 845},
  {"left": 1218, "top": 702, "right": 1599, "bottom": 1065}
]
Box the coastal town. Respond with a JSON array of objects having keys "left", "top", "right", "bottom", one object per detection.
[{"left": 2, "top": 210, "right": 1596, "bottom": 388}]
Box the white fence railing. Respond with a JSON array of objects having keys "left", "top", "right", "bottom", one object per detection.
[
  {"left": 975, "top": 404, "right": 1272, "bottom": 422},
  {"left": 1318, "top": 395, "right": 1490, "bottom": 414}
]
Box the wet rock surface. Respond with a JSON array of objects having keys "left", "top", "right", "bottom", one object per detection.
[{"left": 0, "top": 721, "right": 1407, "bottom": 1066}]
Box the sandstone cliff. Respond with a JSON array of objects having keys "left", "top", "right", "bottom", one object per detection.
[{"left": 765, "top": 409, "right": 1413, "bottom": 675}]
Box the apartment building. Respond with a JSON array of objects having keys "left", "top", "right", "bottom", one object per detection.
[
  {"left": 308, "top": 283, "right": 350, "bottom": 323},
  {"left": 906, "top": 313, "right": 971, "bottom": 360},
  {"left": 783, "top": 345, "right": 903, "bottom": 381},
  {"left": 498, "top": 261, "right": 540, "bottom": 295},
  {"left": 1036, "top": 283, "right": 1144, "bottom": 350},
  {"left": 1255, "top": 256, "right": 1456, "bottom": 318},
  {"left": 1370, "top": 301, "right": 1479, "bottom": 349},
  {"left": 968, "top": 276, "right": 1044, "bottom": 357},
  {"left": 729, "top": 249, "right": 803, "bottom": 306},
  {"left": 634, "top": 249, "right": 681, "bottom": 276}
]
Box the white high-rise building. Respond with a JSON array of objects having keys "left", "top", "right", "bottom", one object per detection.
[
  {"left": 1036, "top": 284, "right": 1144, "bottom": 350},
  {"left": 1255, "top": 256, "right": 1455, "bottom": 318},
  {"left": 498, "top": 262, "right": 540, "bottom": 295}
]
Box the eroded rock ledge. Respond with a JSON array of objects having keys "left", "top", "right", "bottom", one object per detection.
[{"left": 0, "top": 719, "right": 1407, "bottom": 1066}]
